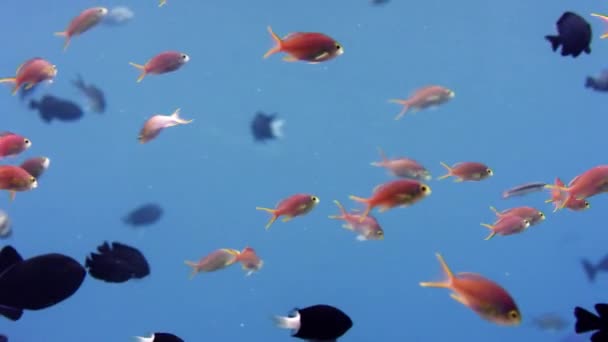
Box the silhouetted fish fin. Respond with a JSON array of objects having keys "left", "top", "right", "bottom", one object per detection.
[
  {"left": 545, "top": 35, "right": 561, "bottom": 51},
  {"left": 0, "top": 245, "right": 23, "bottom": 275},
  {"left": 0, "top": 304, "right": 23, "bottom": 321},
  {"left": 582, "top": 259, "right": 597, "bottom": 282},
  {"left": 586, "top": 77, "right": 596, "bottom": 88},
  {"left": 575, "top": 306, "right": 601, "bottom": 333}
]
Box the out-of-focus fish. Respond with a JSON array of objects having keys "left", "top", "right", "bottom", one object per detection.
[
  {"left": 234, "top": 247, "right": 263, "bottom": 276},
  {"left": 184, "top": 249, "right": 240, "bottom": 279},
  {"left": 102, "top": 6, "right": 134, "bottom": 26},
  {"left": 502, "top": 182, "right": 547, "bottom": 199},
  {"left": 329, "top": 200, "right": 384, "bottom": 241},
  {"left": 531, "top": 312, "right": 570, "bottom": 332},
  {"left": 481, "top": 214, "right": 530, "bottom": 240},
  {"left": 20, "top": 157, "right": 50, "bottom": 180},
  {"left": 0, "top": 165, "right": 38, "bottom": 201},
  {"left": 72, "top": 75, "right": 106, "bottom": 113},
  {"left": 370, "top": 147, "right": 431, "bottom": 181},
  {"left": 251, "top": 111, "right": 284, "bottom": 142},
  {"left": 581, "top": 255, "right": 608, "bottom": 283},
  {"left": 0, "top": 58, "right": 57, "bottom": 95},
  {"left": 29, "top": 95, "right": 84, "bottom": 123},
  {"left": 54, "top": 7, "right": 108, "bottom": 51},
  {"left": 0, "top": 132, "right": 31, "bottom": 159},
  {"left": 370, "top": 0, "right": 390, "bottom": 5},
  {"left": 123, "top": 203, "right": 163, "bottom": 227},
  {"left": 138, "top": 108, "right": 193, "bottom": 143},
  {"left": 85, "top": 241, "right": 150, "bottom": 283},
  {"left": 389, "top": 85, "right": 455, "bottom": 120},
  {"left": 546, "top": 12, "right": 592, "bottom": 58},
  {"left": 135, "top": 333, "right": 183, "bottom": 342},
  {"left": 0, "top": 210, "right": 10, "bottom": 238},
  {"left": 585, "top": 70, "right": 608, "bottom": 92},
  {"left": 590, "top": 13, "right": 608, "bottom": 39}
]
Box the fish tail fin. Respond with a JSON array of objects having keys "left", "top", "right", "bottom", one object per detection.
[
  {"left": 256, "top": 207, "right": 278, "bottom": 230},
  {"left": 419, "top": 253, "right": 453, "bottom": 289},
  {"left": 170, "top": 108, "right": 193, "bottom": 125},
  {"left": 585, "top": 77, "right": 595, "bottom": 88},
  {"left": 581, "top": 259, "right": 597, "bottom": 282},
  {"left": 574, "top": 306, "right": 602, "bottom": 333},
  {"left": 272, "top": 315, "right": 300, "bottom": 330},
  {"left": 54, "top": 32, "right": 70, "bottom": 51},
  {"left": 328, "top": 199, "right": 347, "bottom": 220},
  {"left": 348, "top": 196, "right": 371, "bottom": 222},
  {"left": 129, "top": 62, "right": 147, "bottom": 82},
  {"left": 0, "top": 305, "right": 23, "bottom": 321},
  {"left": 159, "top": 0, "right": 167, "bottom": 7},
  {"left": 480, "top": 223, "right": 496, "bottom": 240},
  {"left": 388, "top": 99, "right": 410, "bottom": 120},
  {"left": 545, "top": 35, "right": 561, "bottom": 52},
  {"left": 184, "top": 260, "right": 199, "bottom": 279},
  {"left": 436, "top": 162, "right": 453, "bottom": 180},
  {"left": 263, "top": 26, "right": 283, "bottom": 59},
  {"left": 371, "top": 147, "right": 388, "bottom": 167},
  {"left": 488, "top": 206, "right": 500, "bottom": 215},
  {"left": 0, "top": 77, "right": 16, "bottom": 84}
]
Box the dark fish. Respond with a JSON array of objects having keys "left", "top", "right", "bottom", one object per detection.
[
  {"left": 251, "top": 111, "right": 284, "bottom": 142},
  {"left": 370, "top": 0, "right": 389, "bottom": 5},
  {"left": 19, "top": 157, "right": 51, "bottom": 180},
  {"left": 581, "top": 255, "right": 608, "bottom": 282},
  {"left": 574, "top": 303, "right": 608, "bottom": 341},
  {"left": 531, "top": 312, "right": 570, "bottom": 332},
  {"left": 545, "top": 12, "right": 592, "bottom": 58},
  {"left": 273, "top": 304, "right": 353, "bottom": 341},
  {"left": 123, "top": 203, "right": 163, "bottom": 227},
  {"left": 502, "top": 182, "right": 547, "bottom": 199},
  {"left": 85, "top": 241, "right": 150, "bottom": 283},
  {"left": 29, "top": 95, "right": 84, "bottom": 123},
  {"left": 135, "top": 332, "right": 184, "bottom": 342},
  {"left": 0, "top": 245, "right": 86, "bottom": 321},
  {"left": 72, "top": 74, "right": 106, "bottom": 113},
  {"left": 0, "top": 335, "right": 6, "bottom": 342},
  {"left": 586, "top": 70, "right": 608, "bottom": 92}
]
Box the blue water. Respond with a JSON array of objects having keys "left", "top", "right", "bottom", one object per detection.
[{"left": 2, "top": 0, "right": 607, "bottom": 341}]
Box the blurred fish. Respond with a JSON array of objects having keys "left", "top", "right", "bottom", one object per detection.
[
  {"left": 585, "top": 70, "right": 608, "bottom": 92},
  {"left": 437, "top": 161, "right": 493, "bottom": 182},
  {"left": 129, "top": 51, "right": 190, "bottom": 83},
  {"left": 329, "top": 200, "right": 384, "bottom": 241},
  {"left": 545, "top": 177, "right": 590, "bottom": 212},
  {"left": 389, "top": 85, "right": 455, "bottom": 120},
  {"left": 138, "top": 108, "right": 193, "bottom": 143},
  {"left": 574, "top": 303, "right": 608, "bottom": 341},
  {"left": 0, "top": 58, "right": 57, "bottom": 95},
  {"left": 371, "top": 0, "right": 390, "bottom": 5},
  {"left": 102, "top": 6, "right": 134, "bottom": 26},
  {"left": 502, "top": 182, "right": 547, "bottom": 199},
  {"left": 263, "top": 26, "right": 344, "bottom": 63},
  {"left": 72, "top": 75, "right": 106, "bottom": 113},
  {"left": 0, "top": 245, "right": 86, "bottom": 321},
  {"left": 0, "top": 210, "right": 11, "bottom": 238},
  {"left": 29, "top": 95, "right": 84, "bottom": 123},
  {"left": 54, "top": 7, "right": 108, "bottom": 51},
  {"left": 123, "top": 203, "right": 163, "bottom": 227},
  {"left": 184, "top": 249, "right": 240, "bottom": 279},
  {"left": 546, "top": 165, "right": 608, "bottom": 211},
  {"left": 488, "top": 206, "right": 545, "bottom": 226},
  {"left": 481, "top": 214, "right": 530, "bottom": 241},
  {"left": 135, "top": 333, "right": 183, "bottom": 342},
  {"left": 20, "top": 157, "right": 50, "bottom": 179},
  {"left": 85, "top": 241, "right": 150, "bottom": 283},
  {"left": 581, "top": 255, "right": 608, "bottom": 282},
  {"left": 531, "top": 312, "right": 570, "bottom": 332},
  {"left": 273, "top": 304, "right": 353, "bottom": 341},
  {"left": 159, "top": 0, "right": 168, "bottom": 7},
  {"left": 370, "top": 147, "right": 431, "bottom": 181},
  {"left": 0, "top": 165, "right": 38, "bottom": 201},
  {"left": 251, "top": 112, "right": 284, "bottom": 142},
  {"left": 0, "top": 132, "right": 31, "bottom": 159},
  {"left": 0, "top": 335, "right": 6, "bottom": 342},
  {"left": 546, "top": 12, "right": 592, "bottom": 58},
  {"left": 256, "top": 194, "right": 320, "bottom": 230},
  {"left": 234, "top": 247, "right": 263, "bottom": 276}
]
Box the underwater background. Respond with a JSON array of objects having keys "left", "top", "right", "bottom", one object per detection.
[{"left": 1, "top": 0, "right": 606, "bottom": 341}]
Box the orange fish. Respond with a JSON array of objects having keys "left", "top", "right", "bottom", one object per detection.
[
  {"left": 389, "top": 85, "right": 455, "bottom": 120},
  {"left": 488, "top": 206, "right": 545, "bottom": 226},
  {"left": 349, "top": 179, "right": 431, "bottom": 222},
  {"left": 481, "top": 214, "right": 530, "bottom": 240},
  {"left": 545, "top": 165, "right": 608, "bottom": 210},
  {"left": 420, "top": 253, "right": 522, "bottom": 326},
  {"left": 0, "top": 165, "right": 38, "bottom": 201},
  {"left": 256, "top": 194, "right": 320, "bottom": 230},
  {"left": 437, "top": 161, "right": 493, "bottom": 182},
  {"left": 0, "top": 58, "right": 57, "bottom": 95},
  {"left": 328, "top": 200, "right": 384, "bottom": 241},
  {"left": 184, "top": 248, "right": 240, "bottom": 279},
  {"left": 370, "top": 148, "right": 431, "bottom": 181},
  {"left": 263, "top": 26, "right": 344, "bottom": 63},
  {"left": 138, "top": 108, "right": 193, "bottom": 143},
  {"left": 129, "top": 51, "right": 190, "bottom": 82},
  {"left": 545, "top": 177, "right": 590, "bottom": 212},
  {"left": 234, "top": 247, "right": 263, "bottom": 276},
  {"left": 55, "top": 7, "right": 109, "bottom": 51},
  {"left": 0, "top": 132, "right": 31, "bottom": 159}
]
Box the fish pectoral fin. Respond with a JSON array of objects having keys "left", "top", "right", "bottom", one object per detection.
[
  {"left": 8, "top": 191, "right": 15, "bottom": 202},
  {"left": 282, "top": 55, "right": 298, "bottom": 62},
  {"left": 453, "top": 178, "right": 463, "bottom": 183},
  {"left": 313, "top": 52, "right": 330, "bottom": 61},
  {"left": 419, "top": 280, "right": 450, "bottom": 289},
  {"left": 342, "top": 224, "right": 353, "bottom": 231},
  {"left": 281, "top": 215, "right": 293, "bottom": 223},
  {"left": 378, "top": 206, "right": 390, "bottom": 213},
  {"left": 450, "top": 293, "right": 469, "bottom": 306}
]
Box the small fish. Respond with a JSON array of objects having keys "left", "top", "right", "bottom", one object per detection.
[
  {"left": 531, "top": 312, "right": 570, "bottom": 332},
  {"left": 0, "top": 166, "right": 37, "bottom": 201},
  {"left": 0, "top": 58, "right": 57, "bottom": 95},
  {"left": 85, "top": 241, "right": 150, "bottom": 283},
  {"left": 545, "top": 166, "right": 608, "bottom": 210},
  {"left": 184, "top": 249, "right": 241, "bottom": 279},
  {"left": 437, "top": 161, "right": 493, "bottom": 182},
  {"left": 129, "top": 51, "right": 190, "bottom": 82},
  {"left": 502, "top": 182, "right": 547, "bottom": 199},
  {"left": 55, "top": 7, "right": 108, "bottom": 51},
  {"left": 263, "top": 26, "right": 344, "bottom": 63},
  {"left": 256, "top": 194, "right": 320, "bottom": 230},
  {"left": 370, "top": 148, "right": 431, "bottom": 181},
  {"left": 329, "top": 200, "right": 384, "bottom": 241},
  {"left": 581, "top": 255, "right": 608, "bottom": 283},
  {"left": 251, "top": 111, "right": 285, "bottom": 142},
  {"left": 138, "top": 108, "right": 193, "bottom": 143},
  {"left": 420, "top": 253, "right": 521, "bottom": 326},
  {"left": 585, "top": 70, "right": 608, "bottom": 92},
  {"left": 273, "top": 304, "right": 353, "bottom": 341},
  {"left": 389, "top": 85, "right": 455, "bottom": 120},
  {"left": 234, "top": 247, "right": 264, "bottom": 276},
  {"left": 574, "top": 303, "right": 608, "bottom": 341},
  {"left": 102, "top": 6, "right": 134, "bottom": 26},
  {"left": 0, "top": 210, "right": 10, "bottom": 238},
  {"left": 546, "top": 12, "right": 592, "bottom": 58},
  {"left": 0, "top": 132, "right": 31, "bottom": 159},
  {"left": 123, "top": 203, "right": 163, "bottom": 227},
  {"left": 590, "top": 13, "right": 608, "bottom": 39},
  {"left": 29, "top": 95, "right": 84, "bottom": 123},
  {"left": 488, "top": 206, "right": 545, "bottom": 226},
  {"left": 349, "top": 179, "right": 432, "bottom": 222},
  {"left": 135, "top": 333, "right": 183, "bottom": 342},
  {"left": 545, "top": 177, "right": 590, "bottom": 212},
  {"left": 481, "top": 214, "right": 531, "bottom": 240},
  {"left": 72, "top": 75, "right": 106, "bottom": 113},
  {"left": 19, "top": 157, "right": 50, "bottom": 179}
]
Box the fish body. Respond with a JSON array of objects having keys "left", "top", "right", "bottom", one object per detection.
[
  {"left": 72, "top": 75, "right": 106, "bottom": 113},
  {"left": 273, "top": 304, "right": 353, "bottom": 341},
  {"left": 256, "top": 194, "right": 320, "bottom": 230},
  {"left": 0, "top": 166, "right": 37, "bottom": 201},
  {"left": 19, "top": 157, "right": 50, "bottom": 180},
  {"left": 329, "top": 200, "right": 384, "bottom": 241},
  {"left": 371, "top": 148, "right": 431, "bottom": 181},
  {"left": 29, "top": 95, "right": 84, "bottom": 123},
  {"left": 0, "top": 132, "right": 31, "bottom": 159},
  {"left": 390, "top": 85, "right": 455, "bottom": 120},
  {"left": 251, "top": 111, "right": 284, "bottom": 142},
  {"left": 481, "top": 214, "right": 530, "bottom": 240},
  {"left": 55, "top": 7, "right": 108, "bottom": 50},
  {"left": 489, "top": 206, "right": 545, "bottom": 226},
  {"left": 502, "top": 182, "right": 547, "bottom": 199},
  {"left": 138, "top": 108, "right": 193, "bottom": 143},
  {"left": 85, "top": 241, "right": 150, "bottom": 283},
  {"left": 574, "top": 303, "right": 608, "bottom": 341},
  {"left": 129, "top": 51, "right": 190, "bottom": 82},
  {"left": 438, "top": 161, "right": 493, "bottom": 182},
  {"left": 263, "top": 26, "right": 344, "bottom": 63},
  {"left": 546, "top": 11, "right": 592, "bottom": 58},
  {"left": 184, "top": 249, "right": 240, "bottom": 278},
  {"left": 0, "top": 58, "right": 57, "bottom": 95}
]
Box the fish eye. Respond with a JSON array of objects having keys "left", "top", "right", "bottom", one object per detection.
[
  {"left": 508, "top": 310, "right": 520, "bottom": 320},
  {"left": 24, "top": 139, "right": 30, "bottom": 144},
  {"left": 376, "top": 230, "right": 383, "bottom": 235},
  {"left": 420, "top": 185, "right": 428, "bottom": 192},
  {"left": 29, "top": 176, "right": 36, "bottom": 183},
  {"left": 539, "top": 212, "right": 545, "bottom": 218},
  {"left": 311, "top": 196, "right": 319, "bottom": 202},
  {"left": 585, "top": 201, "right": 590, "bottom": 208},
  {"left": 181, "top": 54, "right": 187, "bottom": 59},
  {"left": 335, "top": 43, "right": 342, "bottom": 50},
  {"left": 486, "top": 169, "right": 493, "bottom": 174}
]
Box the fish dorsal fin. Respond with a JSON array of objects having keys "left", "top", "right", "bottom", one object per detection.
[
  {"left": 372, "top": 184, "right": 385, "bottom": 194},
  {"left": 456, "top": 272, "right": 487, "bottom": 281},
  {"left": 0, "top": 245, "right": 23, "bottom": 276},
  {"left": 283, "top": 32, "right": 304, "bottom": 41},
  {"left": 0, "top": 131, "right": 15, "bottom": 138}
]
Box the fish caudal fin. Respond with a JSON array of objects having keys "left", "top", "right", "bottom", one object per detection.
[
  {"left": 488, "top": 206, "right": 500, "bottom": 216},
  {"left": 54, "top": 32, "right": 70, "bottom": 51},
  {"left": 129, "top": 62, "right": 147, "bottom": 82},
  {"left": 170, "top": 108, "right": 194, "bottom": 125},
  {"left": 481, "top": 223, "right": 495, "bottom": 240},
  {"left": 329, "top": 199, "right": 347, "bottom": 219},
  {"left": 263, "top": 26, "right": 283, "bottom": 59},
  {"left": 545, "top": 35, "right": 561, "bottom": 52},
  {"left": 574, "top": 306, "right": 602, "bottom": 333},
  {"left": 370, "top": 147, "right": 388, "bottom": 167},
  {"left": 184, "top": 260, "right": 199, "bottom": 279},
  {"left": 388, "top": 99, "right": 410, "bottom": 120},
  {"left": 581, "top": 259, "right": 597, "bottom": 282},
  {"left": 272, "top": 314, "right": 301, "bottom": 330},
  {"left": 436, "top": 162, "right": 453, "bottom": 180},
  {"left": 256, "top": 207, "right": 278, "bottom": 230},
  {"left": 348, "top": 195, "right": 371, "bottom": 223},
  {"left": 0, "top": 305, "right": 23, "bottom": 321},
  {"left": 419, "top": 253, "right": 453, "bottom": 289},
  {"left": 0, "top": 78, "right": 18, "bottom": 95}
]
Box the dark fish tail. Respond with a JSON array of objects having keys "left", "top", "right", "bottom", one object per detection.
[
  {"left": 0, "top": 304, "right": 23, "bottom": 321},
  {"left": 582, "top": 259, "right": 597, "bottom": 282},
  {"left": 586, "top": 77, "right": 596, "bottom": 88},
  {"left": 575, "top": 306, "right": 602, "bottom": 333},
  {"left": 545, "top": 35, "right": 561, "bottom": 51}
]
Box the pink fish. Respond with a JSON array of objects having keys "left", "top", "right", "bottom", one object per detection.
[
  {"left": 481, "top": 214, "right": 530, "bottom": 240},
  {"left": 546, "top": 165, "right": 608, "bottom": 210},
  {"left": 488, "top": 206, "right": 545, "bottom": 226},
  {"left": 370, "top": 148, "right": 431, "bottom": 181},
  {"left": 0, "top": 165, "right": 38, "bottom": 201},
  {"left": 138, "top": 108, "right": 193, "bottom": 143},
  {"left": 0, "top": 58, "right": 57, "bottom": 95},
  {"left": 545, "top": 177, "right": 590, "bottom": 212},
  {"left": 437, "top": 161, "right": 493, "bottom": 182},
  {"left": 55, "top": 7, "right": 109, "bottom": 51},
  {"left": 389, "top": 85, "right": 455, "bottom": 120},
  {"left": 129, "top": 51, "right": 190, "bottom": 82},
  {"left": 329, "top": 200, "right": 384, "bottom": 241},
  {"left": 234, "top": 247, "right": 264, "bottom": 276},
  {"left": 20, "top": 156, "right": 51, "bottom": 179},
  {"left": 0, "top": 132, "right": 31, "bottom": 159},
  {"left": 184, "top": 249, "right": 240, "bottom": 279}
]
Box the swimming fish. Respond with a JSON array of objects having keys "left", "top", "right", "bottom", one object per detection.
[
  {"left": 546, "top": 11, "right": 592, "bottom": 58},
  {"left": 273, "top": 304, "right": 353, "bottom": 341},
  {"left": 437, "top": 161, "right": 493, "bottom": 182},
  {"left": 138, "top": 108, "right": 193, "bottom": 143},
  {"left": 0, "top": 58, "right": 57, "bottom": 95},
  {"left": 263, "top": 26, "right": 344, "bottom": 63},
  {"left": 256, "top": 194, "right": 320, "bottom": 230},
  {"left": 389, "top": 85, "right": 455, "bottom": 120},
  {"left": 55, "top": 7, "right": 108, "bottom": 51},
  {"left": 85, "top": 241, "right": 150, "bottom": 283},
  {"left": 129, "top": 51, "right": 190, "bottom": 82}
]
